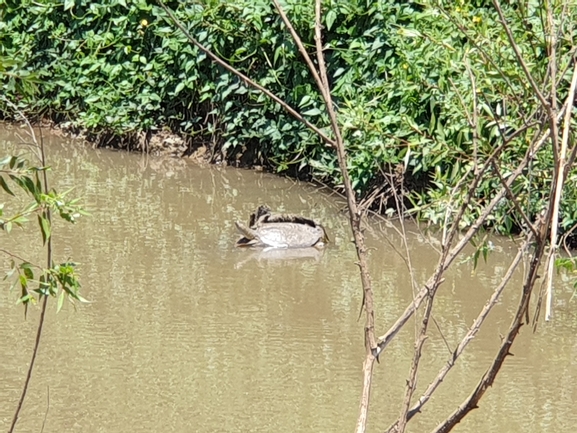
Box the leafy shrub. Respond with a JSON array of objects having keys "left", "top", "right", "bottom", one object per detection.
[{"left": 1, "top": 0, "right": 576, "bottom": 236}]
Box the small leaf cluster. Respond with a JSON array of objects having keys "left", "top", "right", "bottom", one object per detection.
[
  {"left": 1, "top": 152, "right": 87, "bottom": 309},
  {"left": 4, "top": 260, "right": 84, "bottom": 312}
]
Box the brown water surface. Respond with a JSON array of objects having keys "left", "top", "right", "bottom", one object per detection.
[{"left": 1, "top": 125, "right": 576, "bottom": 432}]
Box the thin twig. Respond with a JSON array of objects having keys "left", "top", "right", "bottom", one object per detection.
[
  {"left": 0, "top": 248, "right": 43, "bottom": 270},
  {"left": 544, "top": 60, "right": 577, "bottom": 320},
  {"left": 8, "top": 116, "right": 53, "bottom": 433},
  {"left": 390, "top": 164, "right": 423, "bottom": 433},
  {"left": 303, "top": 2, "right": 377, "bottom": 431},
  {"left": 432, "top": 231, "right": 546, "bottom": 433},
  {"left": 386, "top": 236, "right": 529, "bottom": 432},
  {"left": 40, "top": 386, "right": 50, "bottom": 433},
  {"left": 492, "top": 0, "right": 550, "bottom": 111},
  {"left": 489, "top": 159, "right": 539, "bottom": 238}
]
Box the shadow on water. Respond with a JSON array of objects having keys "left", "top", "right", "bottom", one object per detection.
[{"left": 1, "top": 124, "right": 577, "bottom": 433}]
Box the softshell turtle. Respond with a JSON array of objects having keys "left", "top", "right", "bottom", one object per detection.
[{"left": 235, "top": 206, "right": 329, "bottom": 248}]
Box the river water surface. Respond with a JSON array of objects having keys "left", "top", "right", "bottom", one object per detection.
[{"left": 1, "top": 125, "right": 576, "bottom": 433}]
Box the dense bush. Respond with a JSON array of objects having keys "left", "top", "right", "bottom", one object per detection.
[{"left": 1, "top": 0, "right": 576, "bottom": 236}]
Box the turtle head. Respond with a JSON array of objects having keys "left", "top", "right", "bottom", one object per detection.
[
  {"left": 316, "top": 224, "right": 330, "bottom": 247},
  {"left": 249, "top": 205, "right": 272, "bottom": 227}
]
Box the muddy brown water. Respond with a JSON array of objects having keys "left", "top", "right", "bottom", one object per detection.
[{"left": 1, "top": 125, "right": 576, "bottom": 433}]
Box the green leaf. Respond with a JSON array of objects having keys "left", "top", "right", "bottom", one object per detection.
[
  {"left": 38, "top": 213, "right": 51, "bottom": 245},
  {"left": 76, "top": 294, "right": 89, "bottom": 303},
  {"left": 326, "top": 10, "right": 337, "bottom": 31},
  {"left": 57, "top": 290, "right": 65, "bottom": 312},
  {"left": 0, "top": 176, "right": 14, "bottom": 196},
  {"left": 21, "top": 263, "right": 34, "bottom": 280},
  {"left": 333, "top": 68, "right": 345, "bottom": 78},
  {"left": 299, "top": 95, "right": 311, "bottom": 107},
  {"left": 64, "top": 0, "right": 74, "bottom": 11},
  {"left": 174, "top": 82, "right": 185, "bottom": 95},
  {"left": 303, "top": 108, "right": 322, "bottom": 116},
  {"left": 8, "top": 156, "right": 18, "bottom": 169}
]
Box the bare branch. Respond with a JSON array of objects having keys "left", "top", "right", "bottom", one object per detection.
[
  {"left": 0, "top": 248, "right": 43, "bottom": 270},
  {"left": 492, "top": 0, "right": 550, "bottom": 111},
  {"left": 544, "top": 60, "right": 577, "bottom": 320},
  {"left": 489, "top": 159, "right": 539, "bottom": 238},
  {"left": 386, "top": 237, "right": 529, "bottom": 432},
  {"left": 431, "top": 233, "right": 546, "bottom": 433}
]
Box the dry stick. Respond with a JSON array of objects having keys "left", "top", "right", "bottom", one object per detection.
[
  {"left": 396, "top": 294, "right": 429, "bottom": 433},
  {"left": 274, "top": 0, "right": 378, "bottom": 377},
  {"left": 385, "top": 237, "right": 530, "bottom": 433},
  {"left": 432, "top": 229, "right": 548, "bottom": 433},
  {"left": 492, "top": 0, "right": 550, "bottom": 111},
  {"left": 464, "top": 60, "right": 479, "bottom": 175},
  {"left": 155, "top": 0, "right": 335, "bottom": 148},
  {"left": 397, "top": 53, "right": 489, "bottom": 433},
  {"left": 308, "top": 2, "right": 377, "bottom": 431},
  {"left": 489, "top": 159, "right": 539, "bottom": 238},
  {"left": 0, "top": 248, "right": 43, "bottom": 271},
  {"left": 387, "top": 161, "right": 421, "bottom": 433},
  {"left": 544, "top": 61, "right": 577, "bottom": 320},
  {"left": 546, "top": 0, "right": 558, "bottom": 114},
  {"left": 9, "top": 116, "right": 52, "bottom": 433},
  {"left": 540, "top": 0, "right": 561, "bottom": 321},
  {"left": 272, "top": 0, "right": 325, "bottom": 96}
]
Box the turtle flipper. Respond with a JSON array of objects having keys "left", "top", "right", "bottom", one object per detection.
[{"left": 235, "top": 221, "right": 261, "bottom": 247}]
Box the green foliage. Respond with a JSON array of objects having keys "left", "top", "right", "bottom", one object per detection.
[
  {"left": 0, "top": 145, "right": 87, "bottom": 310},
  {"left": 555, "top": 256, "right": 577, "bottom": 298},
  {"left": 0, "top": 0, "right": 576, "bottom": 236}
]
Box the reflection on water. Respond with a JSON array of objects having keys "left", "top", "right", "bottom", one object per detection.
[
  {"left": 1, "top": 124, "right": 577, "bottom": 433},
  {"left": 233, "top": 247, "right": 326, "bottom": 269}
]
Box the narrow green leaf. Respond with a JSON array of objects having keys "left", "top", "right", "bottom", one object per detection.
[
  {"left": 19, "top": 274, "right": 28, "bottom": 289},
  {"left": 38, "top": 213, "right": 51, "bottom": 245},
  {"left": 333, "top": 67, "right": 345, "bottom": 78},
  {"left": 174, "top": 82, "right": 185, "bottom": 95},
  {"left": 35, "top": 172, "right": 43, "bottom": 195},
  {"left": 299, "top": 95, "right": 311, "bottom": 107},
  {"left": 0, "top": 176, "right": 14, "bottom": 196},
  {"left": 303, "top": 108, "right": 322, "bottom": 116},
  {"left": 8, "top": 156, "right": 18, "bottom": 169},
  {"left": 21, "top": 265, "right": 34, "bottom": 281},
  {"left": 4, "top": 260, "right": 16, "bottom": 281},
  {"left": 76, "top": 294, "right": 89, "bottom": 303},
  {"left": 20, "top": 176, "right": 37, "bottom": 198},
  {"left": 57, "top": 290, "right": 65, "bottom": 312}
]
